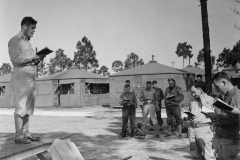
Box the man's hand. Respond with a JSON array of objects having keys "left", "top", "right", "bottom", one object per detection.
[
  {"left": 230, "top": 105, "right": 240, "bottom": 115},
  {"left": 32, "top": 55, "right": 46, "bottom": 61},
  {"left": 188, "top": 115, "right": 194, "bottom": 121},
  {"left": 119, "top": 100, "right": 124, "bottom": 106}
]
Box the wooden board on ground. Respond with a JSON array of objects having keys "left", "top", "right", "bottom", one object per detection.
[{"left": 0, "top": 132, "right": 73, "bottom": 160}]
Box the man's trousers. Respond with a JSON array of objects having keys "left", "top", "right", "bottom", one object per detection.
[
  {"left": 14, "top": 113, "right": 31, "bottom": 139},
  {"left": 166, "top": 104, "right": 183, "bottom": 126},
  {"left": 150, "top": 102, "right": 163, "bottom": 127},
  {"left": 217, "top": 137, "right": 239, "bottom": 160},
  {"left": 122, "top": 105, "right": 136, "bottom": 136},
  {"left": 188, "top": 126, "right": 216, "bottom": 160},
  {"left": 141, "top": 103, "right": 158, "bottom": 128}
]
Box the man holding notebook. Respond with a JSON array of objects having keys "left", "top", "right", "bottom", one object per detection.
[
  {"left": 138, "top": 81, "right": 160, "bottom": 138},
  {"left": 8, "top": 17, "right": 46, "bottom": 144},
  {"left": 165, "top": 78, "right": 184, "bottom": 138},
  {"left": 119, "top": 85, "right": 137, "bottom": 138},
  {"left": 207, "top": 72, "right": 240, "bottom": 160}
]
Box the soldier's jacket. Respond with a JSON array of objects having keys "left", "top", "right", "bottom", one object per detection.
[
  {"left": 154, "top": 87, "right": 164, "bottom": 107},
  {"left": 140, "top": 88, "right": 158, "bottom": 105},
  {"left": 165, "top": 85, "right": 184, "bottom": 106},
  {"left": 120, "top": 91, "right": 137, "bottom": 107}
]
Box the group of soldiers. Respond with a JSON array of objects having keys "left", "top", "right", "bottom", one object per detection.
[
  {"left": 119, "top": 58, "right": 240, "bottom": 160},
  {"left": 119, "top": 78, "right": 185, "bottom": 139}
]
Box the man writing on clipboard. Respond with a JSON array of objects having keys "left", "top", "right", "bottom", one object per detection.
[{"left": 8, "top": 17, "right": 47, "bottom": 144}]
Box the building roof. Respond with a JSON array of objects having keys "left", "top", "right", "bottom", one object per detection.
[
  {"left": 37, "top": 66, "right": 108, "bottom": 81},
  {"left": 110, "top": 61, "right": 190, "bottom": 77},
  {"left": 181, "top": 66, "right": 205, "bottom": 76},
  {"left": 0, "top": 73, "right": 11, "bottom": 83}
]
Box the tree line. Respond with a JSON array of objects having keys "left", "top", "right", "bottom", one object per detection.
[
  {"left": 0, "top": 36, "right": 146, "bottom": 77},
  {"left": 0, "top": 39, "right": 239, "bottom": 77},
  {"left": 175, "top": 40, "right": 240, "bottom": 70}
]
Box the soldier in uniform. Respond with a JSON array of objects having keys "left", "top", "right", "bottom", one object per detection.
[
  {"left": 8, "top": 17, "right": 45, "bottom": 144},
  {"left": 149, "top": 80, "right": 164, "bottom": 131},
  {"left": 138, "top": 81, "right": 160, "bottom": 138},
  {"left": 119, "top": 85, "right": 137, "bottom": 138},
  {"left": 206, "top": 72, "right": 240, "bottom": 160},
  {"left": 165, "top": 78, "right": 184, "bottom": 138}
]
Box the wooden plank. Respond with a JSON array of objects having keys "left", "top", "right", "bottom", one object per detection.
[
  {"left": 47, "top": 140, "right": 84, "bottom": 160},
  {"left": 0, "top": 132, "right": 73, "bottom": 160},
  {"left": 0, "top": 133, "right": 71, "bottom": 152},
  {"left": 66, "top": 141, "right": 84, "bottom": 160}
]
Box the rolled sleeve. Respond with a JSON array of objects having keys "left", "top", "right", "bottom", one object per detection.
[
  {"left": 8, "top": 39, "right": 32, "bottom": 65},
  {"left": 233, "top": 92, "right": 240, "bottom": 111}
]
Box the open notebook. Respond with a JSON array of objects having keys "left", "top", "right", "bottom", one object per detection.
[{"left": 213, "top": 98, "right": 234, "bottom": 111}]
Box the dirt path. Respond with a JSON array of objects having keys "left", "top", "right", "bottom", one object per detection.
[{"left": 0, "top": 106, "right": 193, "bottom": 160}]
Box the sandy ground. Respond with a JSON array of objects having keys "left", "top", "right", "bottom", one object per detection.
[{"left": 0, "top": 106, "right": 193, "bottom": 160}]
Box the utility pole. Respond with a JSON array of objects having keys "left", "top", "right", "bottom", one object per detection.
[
  {"left": 170, "top": 62, "right": 176, "bottom": 68},
  {"left": 200, "top": 0, "right": 212, "bottom": 95},
  {"left": 35, "top": 47, "right": 38, "bottom": 78}
]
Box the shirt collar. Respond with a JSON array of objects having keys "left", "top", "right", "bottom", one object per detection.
[{"left": 18, "top": 31, "right": 29, "bottom": 41}]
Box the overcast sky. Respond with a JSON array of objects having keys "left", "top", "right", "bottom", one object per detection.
[{"left": 0, "top": 0, "right": 239, "bottom": 73}]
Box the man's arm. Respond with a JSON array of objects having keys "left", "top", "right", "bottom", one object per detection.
[
  {"left": 154, "top": 91, "right": 159, "bottom": 109},
  {"left": 133, "top": 93, "right": 138, "bottom": 108},
  {"left": 174, "top": 87, "right": 184, "bottom": 102},
  {"left": 230, "top": 92, "right": 240, "bottom": 115},
  {"left": 8, "top": 39, "right": 33, "bottom": 65},
  {"left": 119, "top": 93, "right": 124, "bottom": 106}
]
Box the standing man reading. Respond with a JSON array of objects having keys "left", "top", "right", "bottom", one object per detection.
[
  {"left": 139, "top": 81, "right": 160, "bottom": 138},
  {"left": 119, "top": 85, "right": 137, "bottom": 138},
  {"left": 165, "top": 78, "right": 184, "bottom": 138},
  {"left": 8, "top": 17, "right": 45, "bottom": 144},
  {"left": 206, "top": 72, "right": 240, "bottom": 160}
]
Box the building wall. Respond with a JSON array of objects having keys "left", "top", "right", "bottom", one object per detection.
[
  {"left": 59, "top": 79, "right": 81, "bottom": 107},
  {"left": 80, "top": 79, "right": 110, "bottom": 106},
  {"left": 109, "top": 73, "right": 194, "bottom": 106},
  {"left": 35, "top": 80, "right": 53, "bottom": 107},
  {"left": 0, "top": 82, "right": 12, "bottom": 108}
]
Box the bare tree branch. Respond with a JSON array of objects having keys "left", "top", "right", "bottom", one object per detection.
[
  {"left": 230, "top": 2, "right": 240, "bottom": 30},
  {"left": 231, "top": 4, "right": 240, "bottom": 15}
]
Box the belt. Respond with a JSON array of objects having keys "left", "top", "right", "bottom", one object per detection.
[
  {"left": 144, "top": 100, "right": 153, "bottom": 104},
  {"left": 191, "top": 123, "right": 210, "bottom": 128}
]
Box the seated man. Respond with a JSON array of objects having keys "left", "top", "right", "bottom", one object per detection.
[
  {"left": 119, "top": 85, "right": 137, "bottom": 138},
  {"left": 188, "top": 83, "right": 216, "bottom": 160}
]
